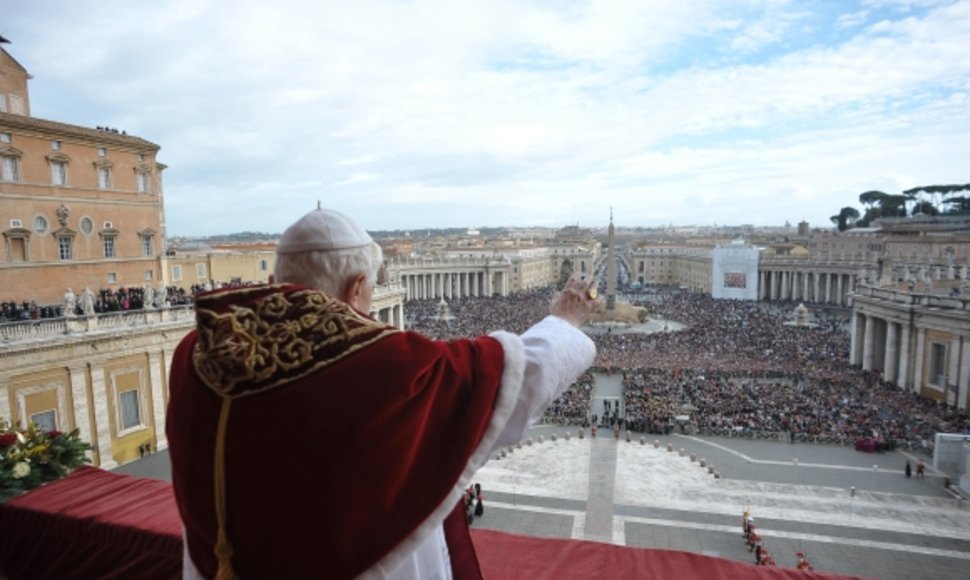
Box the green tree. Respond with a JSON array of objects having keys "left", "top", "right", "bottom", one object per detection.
[{"left": 830, "top": 206, "right": 860, "bottom": 231}]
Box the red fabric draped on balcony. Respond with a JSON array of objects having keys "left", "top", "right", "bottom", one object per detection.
[
  {"left": 0, "top": 466, "right": 182, "bottom": 580},
  {"left": 0, "top": 466, "right": 863, "bottom": 580}
]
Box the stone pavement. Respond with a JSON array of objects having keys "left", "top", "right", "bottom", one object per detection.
[
  {"left": 117, "top": 431, "right": 968, "bottom": 579},
  {"left": 472, "top": 426, "right": 969, "bottom": 580}
]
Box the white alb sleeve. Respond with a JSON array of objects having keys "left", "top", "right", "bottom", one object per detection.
[{"left": 485, "top": 315, "right": 595, "bottom": 457}]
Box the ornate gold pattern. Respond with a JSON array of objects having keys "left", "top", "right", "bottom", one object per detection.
[{"left": 192, "top": 285, "right": 399, "bottom": 398}]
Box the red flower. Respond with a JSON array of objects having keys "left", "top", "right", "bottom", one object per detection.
[
  {"left": 0, "top": 433, "right": 16, "bottom": 448},
  {"left": 48, "top": 430, "right": 63, "bottom": 440}
]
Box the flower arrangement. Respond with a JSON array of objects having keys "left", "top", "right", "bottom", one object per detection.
[{"left": 0, "top": 418, "right": 92, "bottom": 502}]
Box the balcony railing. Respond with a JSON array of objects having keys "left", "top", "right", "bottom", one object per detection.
[{"left": 0, "top": 305, "right": 196, "bottom": 343}]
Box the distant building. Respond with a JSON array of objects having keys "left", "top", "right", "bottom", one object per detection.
[{"left": 711, "top": 241, "right": 759, "bottom": 300}]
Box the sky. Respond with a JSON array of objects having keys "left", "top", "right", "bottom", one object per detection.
[{"left": 4, "top": 0, "right": 969, "bottom": 236}]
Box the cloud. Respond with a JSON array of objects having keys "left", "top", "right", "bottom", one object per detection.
[{"left": 4, "top": 0, "right": 968, "bottom": 235}]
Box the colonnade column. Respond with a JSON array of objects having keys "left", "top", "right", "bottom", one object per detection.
[
  {"left": 884, "top": 322, "right": 898, "bottom": 383},
  {"left": 836, "top": 274, "right": 844, "bottom": 306},
  {"left": 759, "top": 271, "right": 766, "bottom": 300},
  {"left": 912, "top": 328, "right": 926, "bottom": 394},
  {"left": 959, "top": 339, "right": 970, "bottom": 411},
  {"left": 850, "top": 312, "right": 864, "bottom": 366},
  {"left": 948, "top": 337, "right": 962, "bottom": 406},
  {"left": 825, "top": 274, "right": 833, "bottom": 304},
  {"left": 898, "top": 324, "right": 912, "bottom": 390},
  {"left": 770, "top": 271, "right": 779, "bottom": 301},
  {"left": 802, "top": 273, "right": 809, "bottom": 302},
  {"left": 813, "top": 273, "right": 821, "bottom": 303},
  {"left": 862, "top": 315, "right": 875, "bottom": 371}
]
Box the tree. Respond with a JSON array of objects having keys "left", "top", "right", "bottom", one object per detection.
[
  {"left": 830, "top": 206, "right": 860, "bottom": 231},
  {"left": 911, "top": 201, "right": 940, "bottom": 216}
]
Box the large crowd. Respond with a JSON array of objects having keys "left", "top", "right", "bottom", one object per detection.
[
  {"left": 0, "top": 281, "right": 261, "bottom": 323},
  {"left": 5, "top": 280, "right": 969, "bottom": 452},
  {"left": 406, "top": 287, "right": 970, "bottom": 453}
]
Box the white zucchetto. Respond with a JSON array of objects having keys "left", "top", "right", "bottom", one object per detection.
[{"left": 276, "top": 208, "right": 373, "bottom": 253}]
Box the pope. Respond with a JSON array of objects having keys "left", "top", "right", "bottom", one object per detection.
[{"left": 167, "top": 206, "right": 599, "bottom": 579}]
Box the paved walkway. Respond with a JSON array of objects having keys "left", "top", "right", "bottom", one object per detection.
[{"left": 474, "top": 422, "right": 968, "bottom": 580}]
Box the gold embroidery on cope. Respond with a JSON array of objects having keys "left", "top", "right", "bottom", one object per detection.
[{"left": 193, "top": 288, "right": 398, "bottom": 398}]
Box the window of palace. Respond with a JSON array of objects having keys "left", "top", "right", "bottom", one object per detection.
[
  {"left": 33, "top": 215, "right": 48, "bottom": 234},
  {"left": 144, "top": 270, "right": 153, "bottom": 281},
  {"left": 196, "top": 263, "right": 207, "bottom": 278},
  {"left": 119, "top": 389, "right": 142, "bottom": 431},
  {"left": 97, "top": 165, "right": 112, "bottom": 189},
  {"left": 259, "top": 259, "right": 268, "bottom": 272},
  {"left": 103, "top": 235, "right": 116, "bottom": 258},
  {"left": 79, "top": 217, "right": 94, "bottom": 236},
  {"left": 137, "top": 171, "right": 150, "bottom": 193},
  {"left": 47, "top": 152, "right": 71, "bottom": 186},
  {"left": 9, "top": 95, "right": 24, "bottom": 115},
  {"left": 172, "top": 264, "right": 182, "bottom": 281},
  {"left": 1, "top": 150, "right": 21, "bottom": 181},
  {"left": 51, "top": 160, "right": 67, "bottom": 185},
  {"left": 139, "top": 229, "right": 155, "bottom": 257},
  {"left": 57, "top": 235, "right": 73, "bottom": 260},
  {"left": 51, "top": 140, "right": 61, "bottom": 150},
  {"left": 0, "top": 95, "right": 6, "bottom": 112},
  {"left": 30, "top": 409, "right": 57, "bottom": 432},
  {"left": 0, "top": 131, "right": 10, "bottom": 143},
  {"left": 3, "top": 226, "right": 30, "bottom": 263},
  {"left": 99, "top": 224, "right": 119, "bottom": 258},
  {"left": 929, "top": 343, "right": 948, "bottom": 389},
  {"left": 107, "top": 272, "right": 117, "bottom": 284}
]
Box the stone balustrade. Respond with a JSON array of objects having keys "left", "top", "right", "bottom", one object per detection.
[{"left": 0, "top": 305, "right": 196, "bottom": 342}]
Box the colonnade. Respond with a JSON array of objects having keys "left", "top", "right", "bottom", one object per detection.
[
  {"left": 850, "top": 306, "right": 970, "bottom": 410},
  {"left": 759, "top": 270, "right": 855, "bottom": 306},
  {"left": 399, "top": 270, "right": 507, "bottom": 300},
  {"left": 371, "top": 303, "right": 404, "bottom": 329}
]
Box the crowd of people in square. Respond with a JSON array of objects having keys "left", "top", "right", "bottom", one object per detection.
[{"left": 405, "top": 287, "right": 970, "bottom": 453}]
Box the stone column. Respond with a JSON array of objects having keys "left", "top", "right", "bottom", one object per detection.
[
  {"left": 913, "top": 328, "right": 926, "bottom": 394},
  {"left": 825, "top": 274, "right": 833, "bottom": 304},
  {"left": 958, "top": 339, "right": 970, "bottom": 411},
  {"left": 770, "top": 271, "right": 779, "bottom": 300},
  {"left": 148, "top": 350, "right": 168, "bottom": 450},
  {"left": 67, "top": 363, "right": 93, "bottom": 450},
  {"left": 850, "top": 312, "right": 864, "bottom": 366},
  {"left": 898, "top": 324, "right": 912, "bottom": 390},
  {"left": 862, "top": 315, "right": 875, "bottom": 371},
  {"left": 758, "top": 271, "right": 766, "bottom": 300},
  {"left": 90, "top": 362, "right": 116, "bottom": 469},
  {"left": 885, "top": 322, "right": 898, "bottom": 383},
  {"left": 813, "top": 273, "right": 821, "bottom": 303},
  {"left": 949, "top": 337, "right": 962, "bottom": 406},
  {"left": 472, "top": 272, "right": 479, "bottom": 297},
  {"left": 802, "top": 272, "right": 809, "bottom": 302}
]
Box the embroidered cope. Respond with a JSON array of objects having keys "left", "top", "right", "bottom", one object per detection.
[{"left": 168, "top": 284, "right": 595, "bottom": 579}]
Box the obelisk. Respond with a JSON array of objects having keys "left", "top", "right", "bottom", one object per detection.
[{"left": 606, "top": 208, "right": 616, "bottom": 312}]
